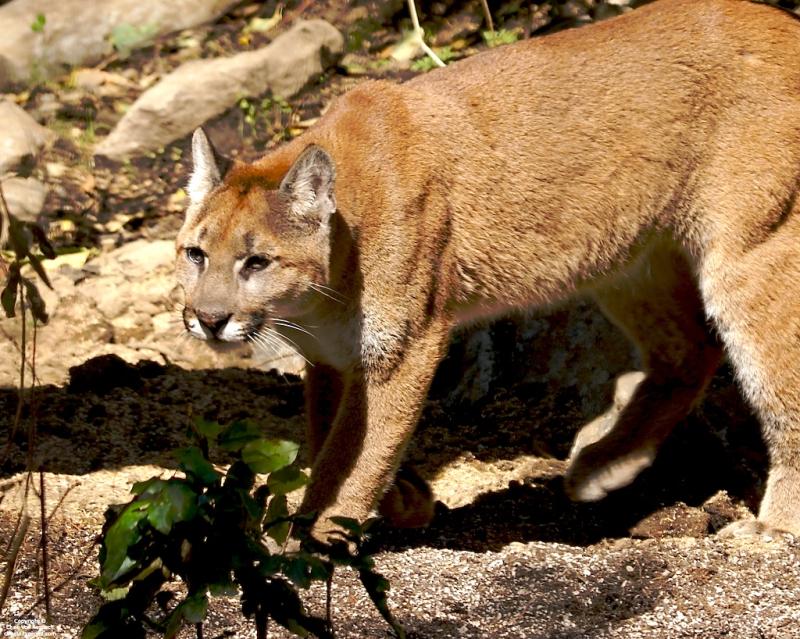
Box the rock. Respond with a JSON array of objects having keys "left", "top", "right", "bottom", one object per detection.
[
  {"left": 94, "top": 20, "right": 344, "bottom": 160},
  {"left": 629, "top": 503, "right": 711, "bottom": 539},
  {"left": 110, "top": 239, "right": 175, "bottom": 278},
  {"left": 111, "top": 312, "right": 154, "bottom": 343},
  {"left": 0, "top": 0, "right": 242, "bottom": 88},
  {"left": 0, "top": 99, "right": 55, "bottom": 175},
  {"left": 1, "top": 176, "right": 47, "bottom": 222},
  {"left": 72, "top": 68, "right": 137, "bottom": 98}
]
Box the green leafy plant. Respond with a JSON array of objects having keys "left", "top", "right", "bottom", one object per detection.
[
  {"left": 410, "top": 45, "right": 456, "bottom": 72},
  {"left": 0, "top": 191, "right": 55, "bottom": 617},
  {"left": 482, "top": 28, "right": 520, "bottom": 48},
  {"left": 110, "top": 23, "right": 158, "bottom": 59},
  {"left": 30, "top": 13, "right": 46, "bottom": 33},
  {"left": 1, "top": 211, "right": 55, "bottom": 325},
  {"left": 238, "top": 96, "right": 292, "bottom": 138},
  {"left": 82, "top": 419, "right": 405, "bottom": 639}
]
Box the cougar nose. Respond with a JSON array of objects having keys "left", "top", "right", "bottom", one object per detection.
[{"left": 195, "top": 310, "right": 231, "bottom": 336}]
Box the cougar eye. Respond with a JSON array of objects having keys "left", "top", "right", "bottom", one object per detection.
[
  {"left": 244, "top": 255, "right": 271, "bottom": 272},
  {"left": 186, "top": 247, "right": 205, "bottom": 265}
]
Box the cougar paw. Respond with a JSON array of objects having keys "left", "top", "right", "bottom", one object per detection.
[
  {"left": 717, "top": 519, "right": 794, "bottom": 542},
  {"left": 378, "top": 466, "right": 435, "bottom": 528},
  {"left": 306, "top": 518, "right": 358, "bottom": 554},
  {"left": 564, "top": 446, "right": 656, "bottom": 502}
]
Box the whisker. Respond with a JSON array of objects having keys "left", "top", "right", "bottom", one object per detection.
[
  {"left": 262, "top": 327, "right": 313, "bottom": 367},
  {"left": 263, "top": 326, "right": 302, "bottom": 352},
  {"left": 253, "top": 329, "right": 289, "bottom": 357},
  {"left": 309, "top": 283, "right": 345, "bottom": 305},
  {"left": 249, "top": 332, "right": 282, "bottom": 359},
  {"left": 314, "top": 283, "right": 348, "bottom": 299},
  {"left": 272, "top": 318, "right": 318, "bottom": 340}
]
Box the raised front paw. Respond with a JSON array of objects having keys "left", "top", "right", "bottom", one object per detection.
[
  {"left": 378, "top": 465, "right": 435, "bottom": 528},
  {"left": 564, "top": 444, "right": 656, "bottom": 502}
]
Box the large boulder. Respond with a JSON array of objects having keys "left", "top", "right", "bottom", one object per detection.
[
  {"left": 0, "top": 0, "right": 240, "bottom": 88},
  {"left": 1, "top": 176, "right": 47, "bottom": 222},
  {"left": 94, "top": 20, "right": 344, "bottom": 161},
  {"left": 0, "top": 99, "right": 55, "bottom": 175}
]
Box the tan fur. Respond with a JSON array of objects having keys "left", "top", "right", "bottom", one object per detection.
[{"left": 176, "top": 0, "right": 800, "bottom": 540}]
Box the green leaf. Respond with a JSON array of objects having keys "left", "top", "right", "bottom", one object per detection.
[
  {"left": 218, "top": 420, "right": 263, "bottom": 452},
  {"left": 306, "top": 554, "right": 332, "bottom": 581},
  {"left": 241, "top": 439, "right": 299, "bottom": 474},
  {"left": 100, "top": 502, "right": 149, "bottom": 586},
  {"left": 209, "top": 579, "right": 237, "bottom": 597},
  {"left": 130, "top": 477, "right": 161, "bottom": 495},
  {"left": 267, "top": 466, "right": 308, "bottom": 496},
  {"left": 284, "top": 557, "right": 316, "bottom": 589},
  {"left": 482, "top": 28, "right": 520, "bottom": 48},
  {"left": 132, "top": 478, "right": 166, "bottom": 497},
  {"left": 360, "top": 565, "right": 406, "bottom": 639},
  {"left": 22, "top": 277, "right": 48, "bottom": 323},
  {"left": 265, "top": 579, "right": 332, "bottom": 639},
  {"left": 177, "top": 446, "right": 220, "bottom": 486},
  {"left": 193, "top": 417, "right": 225, "bottom": 442},
  {"left": 1, "top": 263, "right": 20, "bottom": 318},
  {"left": 27, "top": 252, "right": 52, "bottom": 289},
  {"left": 182, "top": 591, "right": 208, "bottom": 623},
  {"left": 82, "top": 602, "right": 146, "bottom": 639},
  {"left": 223, "top": 460, "right": 255, "bottom": 490},
  {"left": 30, "top": 13, "right": 45, "bottom": 33},
  {"left": 164, "top": 606, "right": 182, "bottom": 639},
  {"left": 109, "top": 22, "right": 158, "bottom": 59},
  {"left": 146, "top": 482, "right": 198, "bottom": 535},
  {"left": 265, "top": 494, "right": 289, "bottom": 545},
  {"left": 8, "top": 217, "right": 31, "bottom": 260}
]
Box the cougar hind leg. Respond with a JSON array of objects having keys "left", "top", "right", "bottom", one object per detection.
[
  {"left": 565, "top": 240, "right": 724, "bottom": 501},
  {"left": 699, "top": 211, "right": 800, "bottom": 538}
]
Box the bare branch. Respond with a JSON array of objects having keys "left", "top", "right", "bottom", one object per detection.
[
  {"left": 480, "top": 0, "right": 495, "bottom": 33},
  {"left": 407, "top": 0, "right": 446, "bottom": 68}
]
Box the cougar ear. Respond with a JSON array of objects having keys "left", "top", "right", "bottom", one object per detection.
[
  {"left": 188, "top": 128, "right": 223, "bottom": 207},
  {"left": 279, "top": 145, "right": 336, "bottom": 226}
]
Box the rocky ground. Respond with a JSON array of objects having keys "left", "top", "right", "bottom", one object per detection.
[{"left": 3, "top": 0, "right": 800, "bottom": 637}]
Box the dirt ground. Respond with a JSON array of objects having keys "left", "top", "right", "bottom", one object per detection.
[
  {"left": 3, "top": 1, "right": 800, "bottom": 638},
  {"left": 2, "top": 358, "right": 800, "bottom": 638}
]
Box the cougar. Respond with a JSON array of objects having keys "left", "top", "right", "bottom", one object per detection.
[{"left": 176, "top": 0, "right": 800, "bottom": 541}]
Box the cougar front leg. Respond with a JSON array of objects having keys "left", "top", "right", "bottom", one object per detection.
[
  {"left": 305, "top": 361, "right": 434, "bottom": 528},
  {"left": 304, "top": 363, "right": 344, "bottom": 462},
  {"left": 301, "top": 322, "right": 450, "bottom": 542}
]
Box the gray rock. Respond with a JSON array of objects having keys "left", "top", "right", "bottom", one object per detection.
[
  {"left": 94, "top": 20, "right": 344, "bottom": 161},
  {"left": 0, "top": 0, "right": 241, "bottom": 88},
  {"left": 1, "top": 176, "right": 47, "bottom": 222},
  {"left": 0, "top": 99, "right": 55, "bottom": 175}
]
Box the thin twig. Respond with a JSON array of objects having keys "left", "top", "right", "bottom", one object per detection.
[
  {"left": 0, "top": 179, "right": 9, "bottom": 248},
  {"left": 407, "top": 0, "right": 446, "bottom": 67},
  {"left": 0, "top": 325, "right": 42, "bottom": 386},
  {"left": 480, "top": 0, "right": 495, "bottom": 32},
  {"left": 21, "top": 535, "right": 99, "bottom": 616},
  {"left": 326, "top": 573, "right": 333, "bottom": 634},
  {"left": 0, "top": 513, "right": 29, "bottom": 612},
  {"left": 46, "top": 482, "right": 79, "bottom": 523},
  {"left": 39, "top": 471, "right": 52, "bottom": 622},
  {"left": 13, "top": 284, "right": 25, "bottom": 445}
]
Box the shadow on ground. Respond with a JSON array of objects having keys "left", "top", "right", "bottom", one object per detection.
[{"left": 0, "top": 340, "right": 768, "bottom": 552}]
